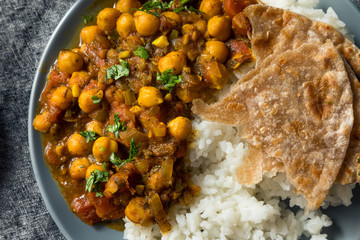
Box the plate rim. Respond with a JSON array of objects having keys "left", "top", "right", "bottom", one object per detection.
[
  {"left": 27, "top": 0, "right": 360, "bottom": 239},
  {"left": 28, "top": 1, "right": 123, "bottom": 239}
]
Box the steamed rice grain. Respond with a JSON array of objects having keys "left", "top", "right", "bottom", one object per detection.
[{"left": 124, "top": 1, "right": 354, "bottom": 239}]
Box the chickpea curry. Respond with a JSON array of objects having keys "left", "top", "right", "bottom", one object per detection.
[{"left": 33, "top": 0, "right": 256, "bottom": 233}]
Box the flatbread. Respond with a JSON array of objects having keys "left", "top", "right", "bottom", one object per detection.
[
  {"left": 243, "top": 4, "right": 360, "bottom": 184},
  {"left": 192, "top": 41, "right": 354, "bottom": 210},
  {"left": 336, "top": 62, "right": 360, "bottom": 184},
  {"left": 244, "top": 4, "right": 360, "bottom": 77}
]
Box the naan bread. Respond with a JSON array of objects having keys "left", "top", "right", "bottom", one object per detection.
[{"left": 192, "top": 41, "right": 354, "bottom": 210}]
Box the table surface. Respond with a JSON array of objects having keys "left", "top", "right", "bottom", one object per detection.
[{"left": 0, "top": 0, "right": 359, "bottom": 239}]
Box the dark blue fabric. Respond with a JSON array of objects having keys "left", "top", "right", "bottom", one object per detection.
[{"left": 0, "top": 0, "right": 359, "bottom": 239}]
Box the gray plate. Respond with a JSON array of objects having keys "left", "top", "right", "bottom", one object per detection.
[{"left": 28, "top": 0, "right": 360, "bottom": 239}]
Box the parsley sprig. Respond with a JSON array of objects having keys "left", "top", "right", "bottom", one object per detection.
[
  {"left": 109, "top": 138, "right": 141, "bottom": 168},
  {"left": 133, "top": 46, "right": 150, "bottom": 59},
  {"left": 79, "top": 130, "right": 98, "bottom": 143},
  {"left": 85, "top": 167, "right": 109, "bottom": 197},
  {"left": 107, "top": 113, "right": 127, "bottom": 138},
  {"left": 105, "top": 59, "right": 130, "bottom": 81},
  {"left": 157, "top": 69, "right": 182, "bottom": 92}
]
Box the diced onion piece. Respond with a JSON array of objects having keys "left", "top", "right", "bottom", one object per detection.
[
  {"left": 152, "top": 122, "right": 167, "bottom": 137},
  {"left": 123, "top": 90, "right": 136, "bottom": 106},
  {"left": 150, "top": 193, "right": 172, "bottom": 233}
]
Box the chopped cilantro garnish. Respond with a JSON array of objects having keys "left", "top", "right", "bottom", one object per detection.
[
  {"left": 109, "top": 138, "right": 140, "bottom": 168},
  {"left": 358, "top": 158, "right": 360, "bottom": 163},
  {"left": 109, "top": 152, "right": 132, "bottom": 168},
  {"left": 133, "top": 46, "right": 150, "bottom": 59},
  {"left": 107, "top": 113, "right": 127, "bottom": 138},
  {"left": 96, "top": 192, "right": 104, "bottom": 197},
  {"left": 156, "top": 69, "right": 182, "bottom": 92},
  {"left": 105, "top": 60, "right": 130, "bottom": 81},
  {"left": 81, "top": 15, "right": 93, "bottom": 25},
  {"left": 174, "top": 0, "right": 203, "bottom": 13},
  {"left": 110, "top": 152, "right": 122, "bottom": 166},
  {"left": 79, "top": 130, "right": 98, "bottom": 143},
  {"left": 128, "top": 138, "right": 141, "bottom": 161},
  {"left": 85, "top": 169, "right": 109, "bottom": 197},
  {"left": 136, "top": 0, "right": 173, "bottom": 16},
  {"left": 91, "top": 95, "right": 101, "bottom": 104}
]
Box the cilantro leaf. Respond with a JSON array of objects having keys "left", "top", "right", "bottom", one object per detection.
[
  {"left": 107, "top": 113, "right": 127, "bottom": 138},
  {"left": 96, "top": 192, "right": 104, "bottom": 197},
  {"left": 91, "top": 95, "right": 101, "bottom": 104},
  {"left": 135, "top": 0, "right": 173, "bottom": 16},
  {"left": 110, "top": 152, "right": 132, "bottom": 168},
  {"left": 109, "top": 138, "right": 140, "bottom": 168},
  {"left": 105, "top": 60, "right": 130, "bottom": 81},
  {"left": 133, "top": 46, "right": 150, "bottom": 59},
  {"left": 187, "top": 6, "right": 204, "bottom": 14},
  {"left": 173, "top": 0, "right": 203, "bottom": 13},
  {"left": 79, "top": 130, "right": 98, "bottom": 143},
  {"left": 156, "top": 69, "right": 182, "bottom": 92},
  {"left": 82, "top": 15, "right": 93, "bottom": 25},
  {"left": 128, "top": 138, "right": 141, "bottom": 161},
  {"left": 85, "top": 169, "right": 109, "bottom": 197}
]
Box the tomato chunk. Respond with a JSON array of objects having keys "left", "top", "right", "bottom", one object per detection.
[
  {"left": 87, "top": 192, "right": 125, "bottom": 220},
  {"left": 71, "top": 194, "right": 101, "bottom": 225},
  {"left": 224, "top": 0, "right": 257, "bottom": 18}
]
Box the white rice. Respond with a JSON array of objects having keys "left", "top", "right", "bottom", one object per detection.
[{"left": 124, "top": 1, "right": 354, "bottom": 239}]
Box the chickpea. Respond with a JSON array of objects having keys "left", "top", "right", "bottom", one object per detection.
[
  {"left": 116, "top": 13, "right": 136, "bottom": 38},
  {"left": 207, "top": 16, "right": 231, "bottom": 41},
  {"left": 138, "top": 87, "right": 163, "bottom": 108},
  {"left": 50, "top": 86, "right": 73, "bottom": 110},
  {"left": 194, "top": 19, "right": 207, "bottom": 35},
  {"left": 67, "top": 133, "right": 92, "bottom": 156},
  {"left": 115, "top": 0, "right": 141, "bottom": 13},
  {"left": 97, "top": 8, "right": 121, "bottom": 32},
  {"left": 167, "top": 117, "right": 192, "bottom": 141},
  {"left": 69, "top": 71, "right": 90, "bottom": 88},
  {"left": 33, "top": 111, "right": 52, "bottom": 133},
  {"left": 70, "top": 158, "right": 91, "bottom": 179},
  {"left": 205, "top": 41, "right": 229, "bottom": 63},
  {"left": 86, "top": 120, "right": 104, "bottom": 136},
  {"left": 158, "top": 51, "right": 186, "bottom": 75},
  {"left": 125, "top": 197, "right": 152, "bottom": 225},
  {"left": 86, "top": 163, "right": 106, "bottom": 179},
  {"left": 80, "top": 26, "right": 102, "bottom": 44},
  {"left": 134, "top": 11, "right": 159, "bottom": 36},
  {"left": 57, "top": 50, "right": 84, "bottom": 74},
  {"left": 78, "top": 88, "right": 103, "bottom": 113},
  {"left": 175, "top": 88, "right": 200, "bottom": 103},
  {"left": 92, "top": 137, "right": 118, "bottom": 162},
  {"left": 199, "top": 0, "right": 223, "bottom": 20},
  {"left": 204, "top": 61, "right": 229, "bottom": 89},
  {"left": 162, "top": 12, "right": 182, "bottom": 25}
]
